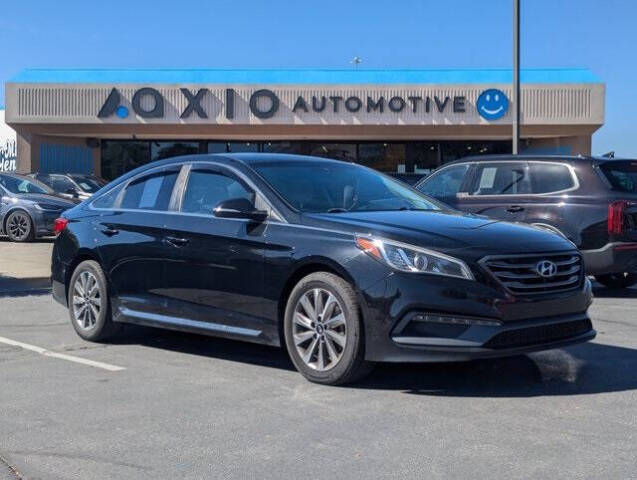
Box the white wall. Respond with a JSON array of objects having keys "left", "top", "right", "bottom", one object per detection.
[{"left": 0, "top": 109, "right": 17, "bottom": 172}]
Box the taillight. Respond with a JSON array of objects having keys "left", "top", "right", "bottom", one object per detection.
[
  {"left": 608, "top": 201, "right": 627, "bottom": 235},
  {"left": 53, "top": 217, "right": 68, "bottom": 235}
]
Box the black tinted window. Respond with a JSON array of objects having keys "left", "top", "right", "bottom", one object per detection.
[
  {"left": 600, "top": 161, "right": 637, "bottom": 193},
  {"left": 69, "top": 175, "right": 106, "bottom": 193},
  {"left": 48, "top": 175, "right": 77, "bottom": 193},
  {"left": 529, "top": 163, "right": 575, "bottom": 193},
  {"left": 182, "top": 170, "right": 253, "bottom": 215},
  {"left": 470, "top": 163, "right": 530, "bottom": 195},
  {"left": 418, "top": 164, "right": 469, "bottom": 198},
  {"left": 121, "top": 170, "right": 179, "bottom": 211}
]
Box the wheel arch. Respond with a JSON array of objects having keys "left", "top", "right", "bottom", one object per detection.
[
  {"left": 276, "top": 257, "right": 356, "bottom": 345},
  {"left": 2, "top": 207, "right": 34, "bottom": 235},
  {"left": 65, "top": 250, "right": 104, "bottom": 296}
]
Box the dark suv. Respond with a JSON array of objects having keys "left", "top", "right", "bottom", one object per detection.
[{"left": 416, "top": 155, "right": 637, "bottom": 288}]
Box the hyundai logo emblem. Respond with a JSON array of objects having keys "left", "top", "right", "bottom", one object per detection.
[{"left": 536, "top": 260, "right": 558, "bottom": 278}]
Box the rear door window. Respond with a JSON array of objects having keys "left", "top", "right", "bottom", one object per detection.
[
  {"left": 469, "top": 162, "right": 530, "bottom": 195},
  {"left": 120, "top": 169, "right": 179, "bottom": 211},
  {"left": 528, "top": 163, "right": 575, "bottom": 194},
  {"left": 600, "top": 161, "right": 637, "bottom": 193}
]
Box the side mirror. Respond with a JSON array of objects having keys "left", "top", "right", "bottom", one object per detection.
[
  {"left": 213, "top": 197, "right": 267, "bottom": 222},
  {"left": 66, "top": 187, "right": 79, "bottom": 198}
]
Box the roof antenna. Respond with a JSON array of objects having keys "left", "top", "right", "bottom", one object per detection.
[
  {"left": 350, "top": 56, "right": 362, "bottom": 68},
  {"left": 601, "top": 151, "right": 615, "bottom": 158}
]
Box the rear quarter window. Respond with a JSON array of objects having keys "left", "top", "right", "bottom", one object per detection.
[
  {"left": 121, "top": 170, "right": 179, "bottom": 211},
  {"left": 528, "top": 163, "right": 575, "bottom": 194},
  {"left": 600, "top": 161, "right": 637, "bottom": 193},
  {"left": 92, "top": 184, "right": 124, "bottom": 209}
]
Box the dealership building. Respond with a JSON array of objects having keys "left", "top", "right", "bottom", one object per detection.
[{"left": 4, "top": 68, "right": 604, "bottom": 180}]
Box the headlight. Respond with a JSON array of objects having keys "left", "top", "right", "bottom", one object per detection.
[
  {"left": 34, "top": 203, "right": 62, "bottom": 211},
  {"left": 355, "top": 236, "right": 474, "bottom": 280}
]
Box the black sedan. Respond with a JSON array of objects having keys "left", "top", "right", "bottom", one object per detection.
[
  {"left": 51, "top": 154, "right": 595, "bottom": 384},
  {"left": 0, "top": 173, "right": 77, "bottom": 242}
]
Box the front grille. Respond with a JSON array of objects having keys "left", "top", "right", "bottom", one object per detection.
[
  {"left": 480, "top": 253, "right": 583, "bottom": 295},
  {"left": 484, "top": 318, "right": 593, "bottom": 349}
]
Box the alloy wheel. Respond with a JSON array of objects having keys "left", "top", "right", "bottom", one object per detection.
[
  {"left": 293, "top": 288, "right": 347, "bottom": 371},
  {"left": 72, "top": 271, "right": 101, "bottom": 330},
  {"left": 7, "top": 213, "right": 30, "bottom": 241}
]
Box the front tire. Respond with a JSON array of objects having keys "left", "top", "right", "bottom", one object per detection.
[
  {"left": 5, "top": 210, "right": 34, "bottom": 242},
  {"left": 594, "top": 272, "right": 637, "bottom": 289},
  {"left": 284, "top": 272, "right": 374, "bottom": 385},
  {"left": 68, "top": 260, "right": 120, "bottom": 341}
]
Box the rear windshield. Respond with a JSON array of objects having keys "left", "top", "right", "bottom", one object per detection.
[
  {"left": 600, "top": 161, "right": 637, "bottom": 193},
  {"left": 69, "top": 175, "right": 106, "bottom": 193}
]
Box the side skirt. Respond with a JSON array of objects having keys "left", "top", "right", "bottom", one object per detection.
[{"left": 114, "top": 306, "right": 281, "bottom": 347}]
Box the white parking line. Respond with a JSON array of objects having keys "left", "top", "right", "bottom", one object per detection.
[{"left": 0, "top": 335, "right": 126, "bottom": 372}]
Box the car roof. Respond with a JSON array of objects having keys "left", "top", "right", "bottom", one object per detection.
[
  {"left": 441, "top": 154, "right": 636, "bottom": 167},
  {"left": 0, "top": 172, "right": 31, "bottom": 179},
  {"left": 219, "top": 152, "right": 347, "bottom": 166}
]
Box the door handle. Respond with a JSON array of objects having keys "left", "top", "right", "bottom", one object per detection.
[
  {"left": 506, "top": 205, "right": 524, "bottom": 213},
  {"left": 101, "top": 228, "right": 119, "bottom": 236},
  {"left": 165, "top": 236, "right": 189, "bottom": 247}
]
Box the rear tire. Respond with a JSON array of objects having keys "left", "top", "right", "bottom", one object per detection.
[
  {"left": 5, "top": 210, "right": 34, "bottom": 242},
  {"left": 284, "top": 272, "right": 375, "bottom": 385},
  {"left": 594, "top": 273, "right": 637, "bottom": 289},
  {"left": 68, "top": 260, "right": 121, "bottom": 341}
]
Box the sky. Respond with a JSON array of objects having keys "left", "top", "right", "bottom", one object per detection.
[{"left": 1, "top": 0, "right": 636, "bottom": 156}]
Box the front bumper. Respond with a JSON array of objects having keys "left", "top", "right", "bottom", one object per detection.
[
  {"left": 359, "top": 271, "right": 595, "bottom": 363},
  {"left": 581, "top": 242, "right": 637, "bottom": 275}
]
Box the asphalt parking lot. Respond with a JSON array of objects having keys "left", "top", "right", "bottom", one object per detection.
[{"left": 0, "top": 239, "right": 636, "bottom": 479}]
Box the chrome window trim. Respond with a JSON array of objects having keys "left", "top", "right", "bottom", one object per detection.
[
  {"left": 464, "top": 161, "right": 579, "bottom": 198},
  {"left": 88, "top": 160, "right": 287, "bottom": 223}
]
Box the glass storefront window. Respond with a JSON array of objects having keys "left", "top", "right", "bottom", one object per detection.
[
  {"left": 308, "top": 143, "right": 356, "bottom": 162},
  {"left": 409, "top": 142, "right": 439, "bottom": 175},
  {"left": 101, "top": 141, "right": 150, "bottom": 181},
  {"left": 228, "top": 142, "right": 258, "bottom": 153},
  {"left": 262, "top": 141, "right": 305, "bottom": 154},
  {"left": 151, "top": 141, "right": 200, "bottom": 161},
  {"left": 358, "top": 143, "right": 405, "bottom": 172},
  {"left": 207, "top": 142, "right": 227, "bottom": 154},
  {"left": 440, "top": 141, "right": 510, "bottom": 164},
  {"left": 100, "top": 139, "right": 512, "bottom": 182}
]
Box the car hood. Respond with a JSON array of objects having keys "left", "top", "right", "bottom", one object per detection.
[
  {"left": 302, "top": 210, "right": 576, "bottom": 261},
  {"left": 15, "top": 193, "right": 78, "bottom": 207}
]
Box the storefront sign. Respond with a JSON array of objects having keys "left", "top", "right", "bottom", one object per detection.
[
  {"left": 0, "top": 110, "right": 17, "bottom": 172},
  {"left": 97, "top": 87, "right": 507, "bottom": 121},
  {"left": 476, "top": 88, "right": 508, "bottom": 120}
]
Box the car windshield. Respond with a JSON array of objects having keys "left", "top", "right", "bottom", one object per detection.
[
  {"left": 68, "top": 175, "right": 106, "bottom": 193},
  {"left": 0, "top": 175, "right": 54, "bottom": 195},
  {"left": 600, "top": 161, "right": 637, "bottom": 193},
  {"left": 252, "top": 160, "right": 442, "bottom": 213}
]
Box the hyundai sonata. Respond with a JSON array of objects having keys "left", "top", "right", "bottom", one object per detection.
[{"left": 52, "top": 154, "right": 595, "bottom": 384}]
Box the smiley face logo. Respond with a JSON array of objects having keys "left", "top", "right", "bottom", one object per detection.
[{"left": 477, "top": 88, "right": 509, "bottom": 120}]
